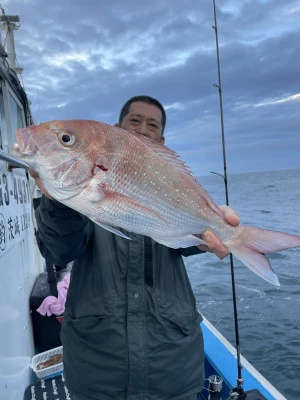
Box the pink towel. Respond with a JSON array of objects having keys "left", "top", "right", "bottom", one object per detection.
[{"left": 37, "top": 273, "right": 70, "bottom": 317}]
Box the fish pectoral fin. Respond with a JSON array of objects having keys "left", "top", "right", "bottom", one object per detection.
[
  {"left": 101, "top": 188, "right": 167, "bottom": 222},
  {"left": 44, "top": 183, "right": 80, "bottom": 201},
  {"left": 154, "top": 235, "right": 205, "bottom": 249},
  {"left": 91, "top": 219, "right": 131, "bottom": 240}
]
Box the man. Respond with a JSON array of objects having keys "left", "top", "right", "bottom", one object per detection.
[{"left": 32, "top": 96, "right": 239, "bottom": 400}]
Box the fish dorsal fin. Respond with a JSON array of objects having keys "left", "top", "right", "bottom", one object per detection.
[
  {"left": 127, "top": 131, "right": 224, "bottom": 219},
  {"left": 127, "top": 131, "right": 191, "bottom": 176}
]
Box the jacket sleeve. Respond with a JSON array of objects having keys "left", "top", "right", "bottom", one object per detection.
[{"left": 35, "top": 195, "right": 92, "bottom": 265}]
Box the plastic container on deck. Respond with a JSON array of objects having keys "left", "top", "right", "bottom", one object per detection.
[{"left": 30, "top": 345, "right": 63, "bottom": 379}]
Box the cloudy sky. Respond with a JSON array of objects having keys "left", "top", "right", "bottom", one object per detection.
[{"left": 2, "top": 0, "right": 300, "bottom": 176}]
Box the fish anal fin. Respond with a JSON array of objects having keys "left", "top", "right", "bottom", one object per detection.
[{"left": 155, "top": 235, "right": 205, "bottom": 249}]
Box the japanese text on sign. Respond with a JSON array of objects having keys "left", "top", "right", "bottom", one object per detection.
[{"left": 0, "top": 169, "right": 33, "bottom": 255}]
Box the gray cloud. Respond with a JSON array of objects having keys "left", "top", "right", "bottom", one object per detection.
[{"left": 2, "top": 0, "right": 299, "bottom": 176}]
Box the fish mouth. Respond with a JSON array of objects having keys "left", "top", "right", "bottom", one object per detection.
[{"left": 12, "top": 127, "right": 37, "bottom": 157}]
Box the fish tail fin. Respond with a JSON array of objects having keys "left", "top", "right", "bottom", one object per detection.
[{"left": 225, "top": 226, "right": 300, "bottom": 287}]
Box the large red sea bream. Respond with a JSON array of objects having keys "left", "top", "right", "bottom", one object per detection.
[{"left": 10, "top": 120, "right": 300, "bottom": 286}]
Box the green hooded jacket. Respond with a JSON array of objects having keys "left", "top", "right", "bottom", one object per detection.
[{"left": 35, "top": 196, "right": 205, "bottom": 400}]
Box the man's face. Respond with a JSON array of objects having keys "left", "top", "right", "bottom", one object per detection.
[{"left": 119, "top": 101, "right": 165, "bottom": 144}]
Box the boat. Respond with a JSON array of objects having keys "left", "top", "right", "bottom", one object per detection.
[{"left": 0, "top": 13, "right": 288, "bottom": 400}]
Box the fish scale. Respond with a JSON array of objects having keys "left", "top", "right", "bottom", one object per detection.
[{"left": 109, "top": 144, "right": 206, "bottom": 228}]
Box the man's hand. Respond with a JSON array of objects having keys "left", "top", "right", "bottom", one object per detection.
[
  {"left": 28, "top": 168, "right": 54, "bottom": 199},
  {"left": 197, "top": 205, "right": 240, "bottom": 259}
]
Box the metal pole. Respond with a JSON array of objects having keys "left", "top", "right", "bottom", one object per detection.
[{"left": 0, "top": 149, "right": 28, "bottom": 169}]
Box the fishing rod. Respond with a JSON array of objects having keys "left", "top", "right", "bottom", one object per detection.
[{"left": 211, "top": 1, "right": 245, "bottom": 398}]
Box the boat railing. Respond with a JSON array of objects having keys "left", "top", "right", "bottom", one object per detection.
[{"left": 0, "top": 149, "right": 28, "bottom": 169}]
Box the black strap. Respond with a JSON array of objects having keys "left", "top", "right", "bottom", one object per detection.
[
  {"left": 33, "top": 197, "right": 59, "bottom": 297},
  {"left": 144, "top": 236, "right": 153, "bottom": 288},
  {"left": 46, "top": 259, "right": 58, "bottom": 297}
]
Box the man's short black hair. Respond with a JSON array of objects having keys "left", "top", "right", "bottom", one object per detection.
[{"left": 118, "top": 95, "right": 166, "bottom": 134}]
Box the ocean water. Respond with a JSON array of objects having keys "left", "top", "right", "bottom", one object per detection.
[{"left": 185, "top": 169, "right": 300, "bottom": 400}]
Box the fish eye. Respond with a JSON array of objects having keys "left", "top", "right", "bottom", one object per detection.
[{"left": 58, "top": 131, "right": 76, "bottom": 146}]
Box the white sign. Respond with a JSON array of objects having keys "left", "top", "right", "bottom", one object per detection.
[{"left": 0, "top": 166, "right": 33, "bottom": 256}]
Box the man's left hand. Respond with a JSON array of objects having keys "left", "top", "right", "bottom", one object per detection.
[{"left": 197, "top": 205, "right": 240, "bottom": 259}]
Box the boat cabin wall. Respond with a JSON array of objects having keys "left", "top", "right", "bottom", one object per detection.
[{"left": 0, "top": 48, "right": 45, "bottom": 399}]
